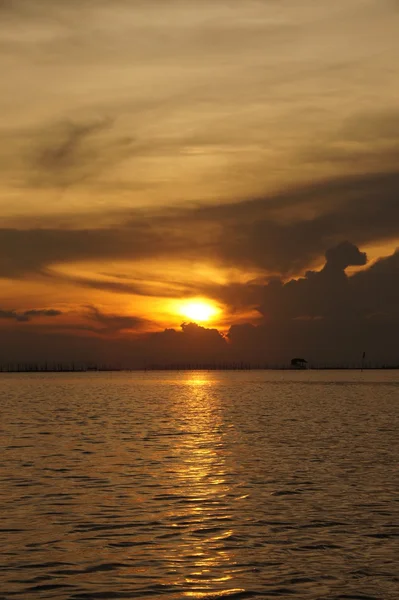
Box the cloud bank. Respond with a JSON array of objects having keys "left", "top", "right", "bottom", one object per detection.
[
  {"left": 1, "top": 243, "right": 399, "bottom": 366},
  {"left": 1, "top": 170, "right": 398, "bottom": 281}
]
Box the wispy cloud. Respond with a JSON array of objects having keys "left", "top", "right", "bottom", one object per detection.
[
  {"left": 0, "top": 307, "right": 62, "bottom": 322},
  {"left": 30, "top": 118, "right": 121, "bottom": 188},
  {"left": 86, "top": 305, "right": 150, "bottom": 334},
  {"left": 1, "top": 0, "right": 399, "bottom": 215}
]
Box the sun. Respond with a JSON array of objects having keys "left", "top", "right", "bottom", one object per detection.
[{"left": 178, "top": 299, "right": 220, "bottom": 323}]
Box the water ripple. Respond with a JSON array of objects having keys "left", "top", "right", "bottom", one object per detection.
[{"left": 1, "top": 370, "right": 398, "bottom": 599}]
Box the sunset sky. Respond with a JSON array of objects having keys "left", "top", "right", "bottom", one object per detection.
[{"left": 1, "top": 0, "right": 399, "bottom": 366}]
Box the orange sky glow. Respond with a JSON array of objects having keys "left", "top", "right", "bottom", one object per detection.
[{"left": 1, "top": 1, "right": 399, "bottom": 366}]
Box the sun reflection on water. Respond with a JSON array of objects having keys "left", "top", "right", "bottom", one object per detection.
[
  {"left": 167, "top": 371, "right": 244, "bottom": 597},
  {"left": 181, "top": 372, "right": 216, "bottom": 387}
]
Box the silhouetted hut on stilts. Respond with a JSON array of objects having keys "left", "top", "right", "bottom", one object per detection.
[{"left": 290, "top": 357, "right": 308, "bottom": 369}]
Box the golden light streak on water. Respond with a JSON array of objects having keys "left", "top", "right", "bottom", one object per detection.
[{"left": 167, "top": 371, "right": 241, "bottom": 596}]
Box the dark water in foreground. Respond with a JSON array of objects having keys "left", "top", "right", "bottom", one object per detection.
[{"left": 1, "top": 370, "right": 398, "bottom": 600}]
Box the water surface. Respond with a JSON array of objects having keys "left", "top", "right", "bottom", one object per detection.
[{"left": 1, "top": 370, "right": 398, "bottom": 599}]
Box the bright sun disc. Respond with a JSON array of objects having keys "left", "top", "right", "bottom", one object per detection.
[{"left": 179, "top": 300, "right": 219, "bottom": 323}]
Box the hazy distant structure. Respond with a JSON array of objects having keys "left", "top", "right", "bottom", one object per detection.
[{"left": 290, "top": 357, "right": 308, "bottom": 369}]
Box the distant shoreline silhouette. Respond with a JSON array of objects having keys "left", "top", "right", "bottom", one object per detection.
[{"left": 1, "top": 362, "right": 398, "bottom": 373}]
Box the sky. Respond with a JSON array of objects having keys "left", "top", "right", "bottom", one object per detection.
[{"left": 1, "top": 0, "right": 399, "bottom": 367}]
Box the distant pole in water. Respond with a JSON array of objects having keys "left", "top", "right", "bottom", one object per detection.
[{"left": 361, "top": 351, "right": 366, "bottom": 372}]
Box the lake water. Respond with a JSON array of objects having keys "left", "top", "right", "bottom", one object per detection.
[{"left": 1, "top": 370, "right": 398, "bottom": 600}]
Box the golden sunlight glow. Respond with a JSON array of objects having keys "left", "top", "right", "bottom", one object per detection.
[{"left": 178, "top": 300, "right": 220, "bottom": 323}]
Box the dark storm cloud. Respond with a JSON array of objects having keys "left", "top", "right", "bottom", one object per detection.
[
  {"left": 256, "top": 242, "right": 370, "bottom": 322},
  {"left": 1, "top": 169, "right": 399, "bottom": 280},
  {"left": 176, "top": 243, "right": 399, "bottom": 366},
  {"left": 200, "top": 243, "right": 370, "bottom": 316},
  {"left": 141, "top": 322, "right": 228, "bottom": 367},
  {"left": 218, "top": 241, "right": 398, "bottom": 326},
  {"left": 226, "top": 244, "right": 399, "bottom": 365},
  {"left": 210, "top": 171, "right": 399, "bottom": 275},
  {"left": 0, "top": 320, "right": 229, "bottom": 368}
]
